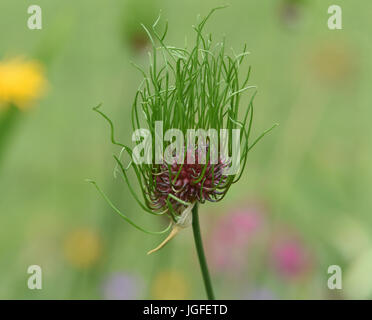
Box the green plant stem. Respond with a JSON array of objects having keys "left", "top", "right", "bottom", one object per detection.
[
  {"left": 192, "top": 203, "right": 215, "bottom": 300},
  {"left": 0, "top": 105, "right": 20, "bottom": 167}
]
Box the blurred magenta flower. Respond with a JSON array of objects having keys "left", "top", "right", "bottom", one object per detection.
[
  {"left": 270, "top": 233, "right": 312, "bottom": 279},
  {"left": 102, "top": 272, "right": 144, "bottom": 300},
  {"left": 207, "top": 207, "right": 264, "bottom": 272}
]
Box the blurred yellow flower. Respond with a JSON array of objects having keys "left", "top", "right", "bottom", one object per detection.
[
  {"left": 309, "top": 41, "right": 356, "bottom": 85},
  {"left": 0, "top": 58, "right": 46, "bottom": 110},
  {"left": 63, "top": 228, "right": 102, "bottom": 269},
  {"left": 151, "top": 270, "right": 189, "bottom": 300}
]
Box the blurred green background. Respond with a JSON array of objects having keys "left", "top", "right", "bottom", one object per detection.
[{"left": 0, "top": 0, "right": 371, "bottom": 299}]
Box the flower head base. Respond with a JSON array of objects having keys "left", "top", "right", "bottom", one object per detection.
[
  {"left": 0, "top": 58, "right": 46, "bottom": 110},
  {"left": 90, "top": 7, "right": 277, "bottom": 253},
  {"left": 151, "top": 146, "right": 228, "bottom": 212}
]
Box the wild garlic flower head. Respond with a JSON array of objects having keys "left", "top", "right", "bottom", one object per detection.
[{"left": 90, "top": 7, "right": 276, "bottom": 253}]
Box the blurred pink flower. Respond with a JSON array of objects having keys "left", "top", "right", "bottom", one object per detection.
[
  {"left": 270, "top": 234, "right": 312, "bottom": 279},
  {"left": 207, "top": 208, "right": 264, "bottom": 273}
]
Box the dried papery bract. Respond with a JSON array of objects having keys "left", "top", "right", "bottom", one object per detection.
[{"left": 89, "top": 6, "right": 277, "bottom": 255}]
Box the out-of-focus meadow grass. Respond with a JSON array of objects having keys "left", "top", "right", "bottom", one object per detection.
[{"left": 0, "top": 0, "right": 371, "bottom": 299}]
